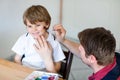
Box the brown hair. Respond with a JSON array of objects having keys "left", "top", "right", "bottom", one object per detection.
[
  {"left": 78, "top": 27, "right": 116, "bottom": 66},
  {"left": 23, "top": 5, "right": 51, "bottom": 29}
]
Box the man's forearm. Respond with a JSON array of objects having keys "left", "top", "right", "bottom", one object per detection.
[{"left": 61, "top": 39, "right": 81, "bottom": 58}]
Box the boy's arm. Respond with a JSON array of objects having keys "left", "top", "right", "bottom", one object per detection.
[
  {"left": 54, "top": 62, "right": 61, "bottom": 72},
  {"left": 43, "top": 59, "right": 61, "bottom": 73},
  {"left": 46, "top": 62, "right": 61, "bottom": 73},
  {"left": 14, "top": 54, "right": 22, "bottom": 64},
  {"left": 33, "top": 35, "right": 57, "bottom": 73}
]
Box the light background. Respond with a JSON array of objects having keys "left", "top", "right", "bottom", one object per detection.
[{"left": 0, "top": 0, "right": 120, "bottom": 59}]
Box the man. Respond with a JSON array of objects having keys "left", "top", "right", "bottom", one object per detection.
[{"left": 35, "top": 24, "right": 120, "bottom": 80}]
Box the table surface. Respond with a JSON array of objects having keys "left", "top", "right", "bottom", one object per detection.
[{"left": 0, "top": 58, "right": 63, "bottom": 80}]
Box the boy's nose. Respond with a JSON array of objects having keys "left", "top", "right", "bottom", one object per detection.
[{"left": 32, "top": 27, "right": 37, "bottom": 31}]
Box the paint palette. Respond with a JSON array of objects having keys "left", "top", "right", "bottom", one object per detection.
[{"left": 25, "top": 71, "right": 59, "bottom": 80}]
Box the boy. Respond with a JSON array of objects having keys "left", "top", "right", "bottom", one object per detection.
[{"left": 12, "top": 5, "right": 65, "bottom": 73}]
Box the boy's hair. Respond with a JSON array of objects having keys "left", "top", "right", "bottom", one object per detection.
[
  {"left": 23, "top": 5, "right": 51, "bottom": 29},
  {"left": 78, "top": 27, "right": 116, "bottom": 66}
]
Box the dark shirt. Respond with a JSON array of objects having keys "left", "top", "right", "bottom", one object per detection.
[{"left": 89, "top": 52, "right": 120, "bottom": 80}]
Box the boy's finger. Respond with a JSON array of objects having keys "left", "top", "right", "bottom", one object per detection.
[
  {"left": 41, "top": 35, "right": 48, "bottom": 48},
  {"left": 34, "top": 38, "right": 41, "bottom": 48},
  {"left": 33, "top": 44, "right": 39, "bottom": 51},
  {"left": 38, "top": 36, "right": 44, "bottom": 47}
]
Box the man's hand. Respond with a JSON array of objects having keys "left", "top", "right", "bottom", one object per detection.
[{"left": 53, "top": 24, "right": 66, "bottom": 43}]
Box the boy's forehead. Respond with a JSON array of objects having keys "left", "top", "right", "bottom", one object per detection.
[
  {"left": 34, "top": 21, "right": 47, "bottom": 25},
  {"left": 26, "top": 19, "right": 46, "bottom": 24}
]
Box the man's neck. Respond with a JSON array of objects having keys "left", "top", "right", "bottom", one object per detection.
[{"left": 92, "top": 64, "right": 105, "bottom": 73}]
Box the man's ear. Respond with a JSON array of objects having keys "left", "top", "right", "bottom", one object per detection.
[{"left": 88, "top": 55, "right": 97, "bottom": 63}]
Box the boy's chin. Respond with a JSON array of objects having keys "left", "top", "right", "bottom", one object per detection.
[{"left": 33, "top": 35, "right": 40, "bottom": 39}]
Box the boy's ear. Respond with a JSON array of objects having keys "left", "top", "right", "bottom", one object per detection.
[{"left": 45, "top": 24, "right": 49, "bottom": 29}]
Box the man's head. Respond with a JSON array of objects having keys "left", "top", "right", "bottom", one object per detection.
[{"left": 78, "top": 27, "right": 116, "bottom": 66}]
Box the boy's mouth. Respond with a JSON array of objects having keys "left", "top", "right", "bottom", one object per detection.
[{"left": 32, "top": 32, "right": 41, "bottom": 37}]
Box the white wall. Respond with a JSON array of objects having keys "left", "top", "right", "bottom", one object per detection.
[
  {"left": 0, "top": 0, "right": 120, "bottom": 59},
  {"left": 62, "top": 0, "right": 120, "bottom": 51},
  {"left": 0, "top": 0, "right": 60, "bottom": 59}
]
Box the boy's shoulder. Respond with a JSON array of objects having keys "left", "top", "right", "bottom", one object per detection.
[
  {"left": 21, "top": 33, "right": 29, "bottom": 37},
  {"left": 47, "top": 33, "right": 55, "bottom": 41},
  {"left": 19, "top": 33, "right": 32, "bottom": 38},
  {"left": 47, "top": 33, "right": 61, "bottom": 46},
  {"left": 17, "top": 33, "right": 30, "bottom": 41}
]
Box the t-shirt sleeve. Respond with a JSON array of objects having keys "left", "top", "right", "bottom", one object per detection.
[
  {"left": 11, "top": 35, "right": 25, "bottom": 56},
  {"left": 53, "top": 41, "right": 65, "bottom": 62}
]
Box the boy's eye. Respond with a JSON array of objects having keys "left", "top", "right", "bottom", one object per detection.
[
  {"left": 36, "top": 24, "right": 41, "bottom": 27},
  {"left": 27, "top": 25, "right": 32, "bottom": 28}
]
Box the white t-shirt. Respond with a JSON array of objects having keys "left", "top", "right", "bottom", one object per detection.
[{"left": 12, "top": 33, "right": 65, "bottom": 70}]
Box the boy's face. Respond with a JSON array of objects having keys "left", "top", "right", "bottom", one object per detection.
[{"left": 26, "top": 19, "right": 49, "bottom": 38}]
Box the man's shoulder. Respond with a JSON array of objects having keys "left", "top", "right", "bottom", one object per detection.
[{"left": 115, "top": 52, "right": 120, "bottom": 64}]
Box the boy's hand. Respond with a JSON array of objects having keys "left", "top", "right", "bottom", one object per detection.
[
  {"left": 33, "top": 35, "right": 53, "bottom": 61},
  {"left": 34, "top": 36, "right": 57, "bottom": 72}
]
